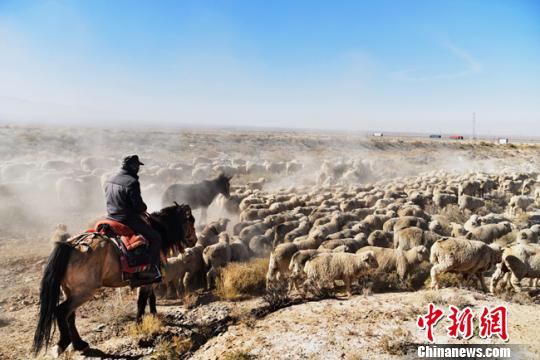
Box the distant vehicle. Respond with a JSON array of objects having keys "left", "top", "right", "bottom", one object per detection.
[
  {"left": 429, "top": 134, "right": 442, "bottom": 139},
  {"left": 498, "top": 138, "right": 509, "bottom": 144},
  {"left": 373, "top": 132, "right": 383, "bottom": 137},
  {"left": 449, "top": 135, "right": 464, "bottom": 140}
]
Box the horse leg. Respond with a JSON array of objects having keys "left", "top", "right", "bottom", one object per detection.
[
  {"left": 53, "top": 299, "right": 73, "bottom": 355},
  {"left": 137, "top": 287, "right": 149, "bottom": 322},
  {"left": 149, "top": 289, "right": 157, "bottom": 315},
  {"left": 64, "top": 291, "right": 94, "bottom": 353},
  {"left": 68, "top": 312, "right": 89, "bottom": 351}
]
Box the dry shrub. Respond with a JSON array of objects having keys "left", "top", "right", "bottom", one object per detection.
[
  {"left": 182, "top": 292, "right": 199, "bottom": 309},
  {"left": 127, "top": 315, "right": 163, "bottom": 338},
  {"left": 482, "top": 200, "right": 504, "bottom": 214},
  {"left": 263, "top": 281, "right": 290, "bottom": 310},
  {"left": 371, "top": 271, "right": 401, "bottom": 293},
  {"left": 222, "top": 349, "right": 255, "bottom": 360},
  {"left": 424, "top": 272, "right": 477, "bottom": 290},
  {"left": 499, "top": 291, "right": 535, "bottom": 305},
  {"left": 422, "top": 290, "right": 445, "bottom": 305},
  {"left": 449, "top": 294, "right": 473, "bottom": 308},
  {"left": 215, "top": 258, "right": 269, "bottom": 300},
  {"left": 406, "top": 261, "right": 432, "bottom": 290},
  {"left": 151, "top": 336, "right": 192, "bottom": 360},
  {"left": 370, "top": 261, "right": 431, "bottom": 292},
  {"left": 378, "top": 327, "right": 414, "bottom": 355},
  {"left": 439, "top": 204, "right": 468, "bottom": 224}
]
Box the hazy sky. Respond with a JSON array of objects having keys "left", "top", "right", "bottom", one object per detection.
[{"left": 0, "top": 0, "right": 539, "bottom": 135}]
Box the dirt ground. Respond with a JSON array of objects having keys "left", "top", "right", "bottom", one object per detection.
[{"left": 1, "top": 235, "right": 539, "bottom": 359}]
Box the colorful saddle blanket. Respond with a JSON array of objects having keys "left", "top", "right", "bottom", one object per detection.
[{"left": 86, "top": 219, "right": 151, "bottom": 273}]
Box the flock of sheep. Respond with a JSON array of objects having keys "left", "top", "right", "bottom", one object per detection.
[
  {"left": 157, "top": 162, "right": 540, "bottom": 301},
  {"left": 3, "top": 147, "right": 540, "bottom": 302}
]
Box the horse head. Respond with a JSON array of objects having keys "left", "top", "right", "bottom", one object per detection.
[
  {"left": 216, "top": 173, "right": 232, "bottom": 199},
  {"left": 173, "top": 202, "right": 198, "bottom": 247},
  {"left": 151, "top": 202, "right": 197, "bottom": 254}
]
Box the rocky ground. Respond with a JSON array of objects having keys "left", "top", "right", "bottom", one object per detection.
[{"left": 1, "top": 233, "right": 539, "bottom": 359}]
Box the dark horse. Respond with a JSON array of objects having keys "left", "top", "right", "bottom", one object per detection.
[
  {"left": 32, "top": 203, "right": 197, "bottom": 357},
  {"left": 161, "top": 173, "right": 232, "bottom": 224}
]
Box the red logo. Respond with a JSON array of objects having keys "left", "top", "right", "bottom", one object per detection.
[
  {"left": 417, "top": 304, "right": 509, "bottom": 343},
  {"left": 417, "top": 303, "right": 445, "bottom": 343},
  {"left": 479, "top": 306, "right": 508, "bottom": 341},
  {"left": 446, "top": 305, "right": 474, "bottom": 339}
]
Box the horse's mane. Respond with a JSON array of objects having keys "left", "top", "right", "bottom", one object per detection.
[{"left": 149, "top": 203, "right": 191, "bottom": 255}]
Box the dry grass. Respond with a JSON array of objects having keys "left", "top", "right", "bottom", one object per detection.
[
  {"left": 221, "top": 349, "right": 256, "bottom": 360},
  {"left": 499, "top": 291, "right": 536, "bottom": 305},
  {"left": 151, "top": 336, "right": 192, "bottom": 360},
  {"left": 262, "top": 281, "right": 291, "bottom": 310},
  {"left": 439, "top": 204, "right": 469, "bottom": 224},
  {"left": 215, "top": 258, "right": 269, "bottom": 300},
  {"left": 424, "top": 272, "right": 478, "bottom": 290},
  {"left": 482, "top": 200, "right": 505, "bottom": 214},
  {"left": 422, "top": 289, "right": 473, "bottom": 308},
  {"left": 422, "top": 290, "right": 445, "bottom": 305},
  {"left": 450, "top": 294, "right": 473, "bottom": 308},
  {"left": 377, "top": 327, "right": 414, "bottom": 355},
  {"left": 370, "top": 261, "right": 431, "bottom": 292},
  {"left": 126, "top": 315, "right": 163, "bottom": 338},
  {"left": 182, "top": 292, "right": 199, "bottom": 309}
]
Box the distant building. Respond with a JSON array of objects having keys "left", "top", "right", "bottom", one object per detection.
[
  {"left": 498, "top": 138, "right": 509, "bottom": 144},
  {"left": 373, "top": 132, "right": 383, "bottom": 137}
]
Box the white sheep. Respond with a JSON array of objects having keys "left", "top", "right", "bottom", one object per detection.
[
  {"left": 465, "top": 222, "right": 513, "bottom": 244},
  {"left": 508, "top": 195, "right": 535, "bottom": 215},
  {"left": 202, "top": 233, "right": 231, "bottom": 289},
  {"left": 393, "top": 227, "right": 439, "bottom": 250},
  {"left": 458, "top": 195, "right": 485, "bottom": 212},
  {"left": 430, "top": 237, "right": 502, "bottom": 291},
  {"left": 491, "top": 241, "right": 540, "bottom": 293},
  {"left": 433, "top": 192, "right": 457, "bottom": 208},
  {"left": 357, "top": 245, "right": 429, "bottom": 280},
  {"left": 302, "top": 251, "right": 378, "bottom": 297}
]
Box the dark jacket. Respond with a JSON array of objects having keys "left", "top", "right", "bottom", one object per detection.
[{"left": 104, "top": 169, "right": 147, "bottom": 222}]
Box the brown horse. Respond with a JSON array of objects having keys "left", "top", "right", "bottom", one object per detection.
[{"left": 32, "top": 203, "right": 197, "bottom": 357}]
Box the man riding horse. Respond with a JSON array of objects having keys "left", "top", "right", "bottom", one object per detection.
[{"left": 104, "top": 155, "right": 162, "bottom": 284}]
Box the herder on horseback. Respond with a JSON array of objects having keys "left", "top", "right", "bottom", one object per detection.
[
  {"left": 104, "top": 155, "right": 162, "bottom": 284},
  {"left": 32, "top": 154, "right": 197, "bottom": 357}
]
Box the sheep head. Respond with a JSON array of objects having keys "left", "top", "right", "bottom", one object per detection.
[
  {"left": 359, "top": 251, "right": 378, "bottom": 269},
  {"left": 413, "top": 245, "right": 430, "bottom": 262}
]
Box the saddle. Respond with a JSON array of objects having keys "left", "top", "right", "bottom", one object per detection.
[{"left": 86, "top": 219, "right": 151, "bottom": 274}]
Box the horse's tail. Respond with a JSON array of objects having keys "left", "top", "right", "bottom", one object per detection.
[{"left": 32, "top": 242, "right": 72, "bottom": 355}]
